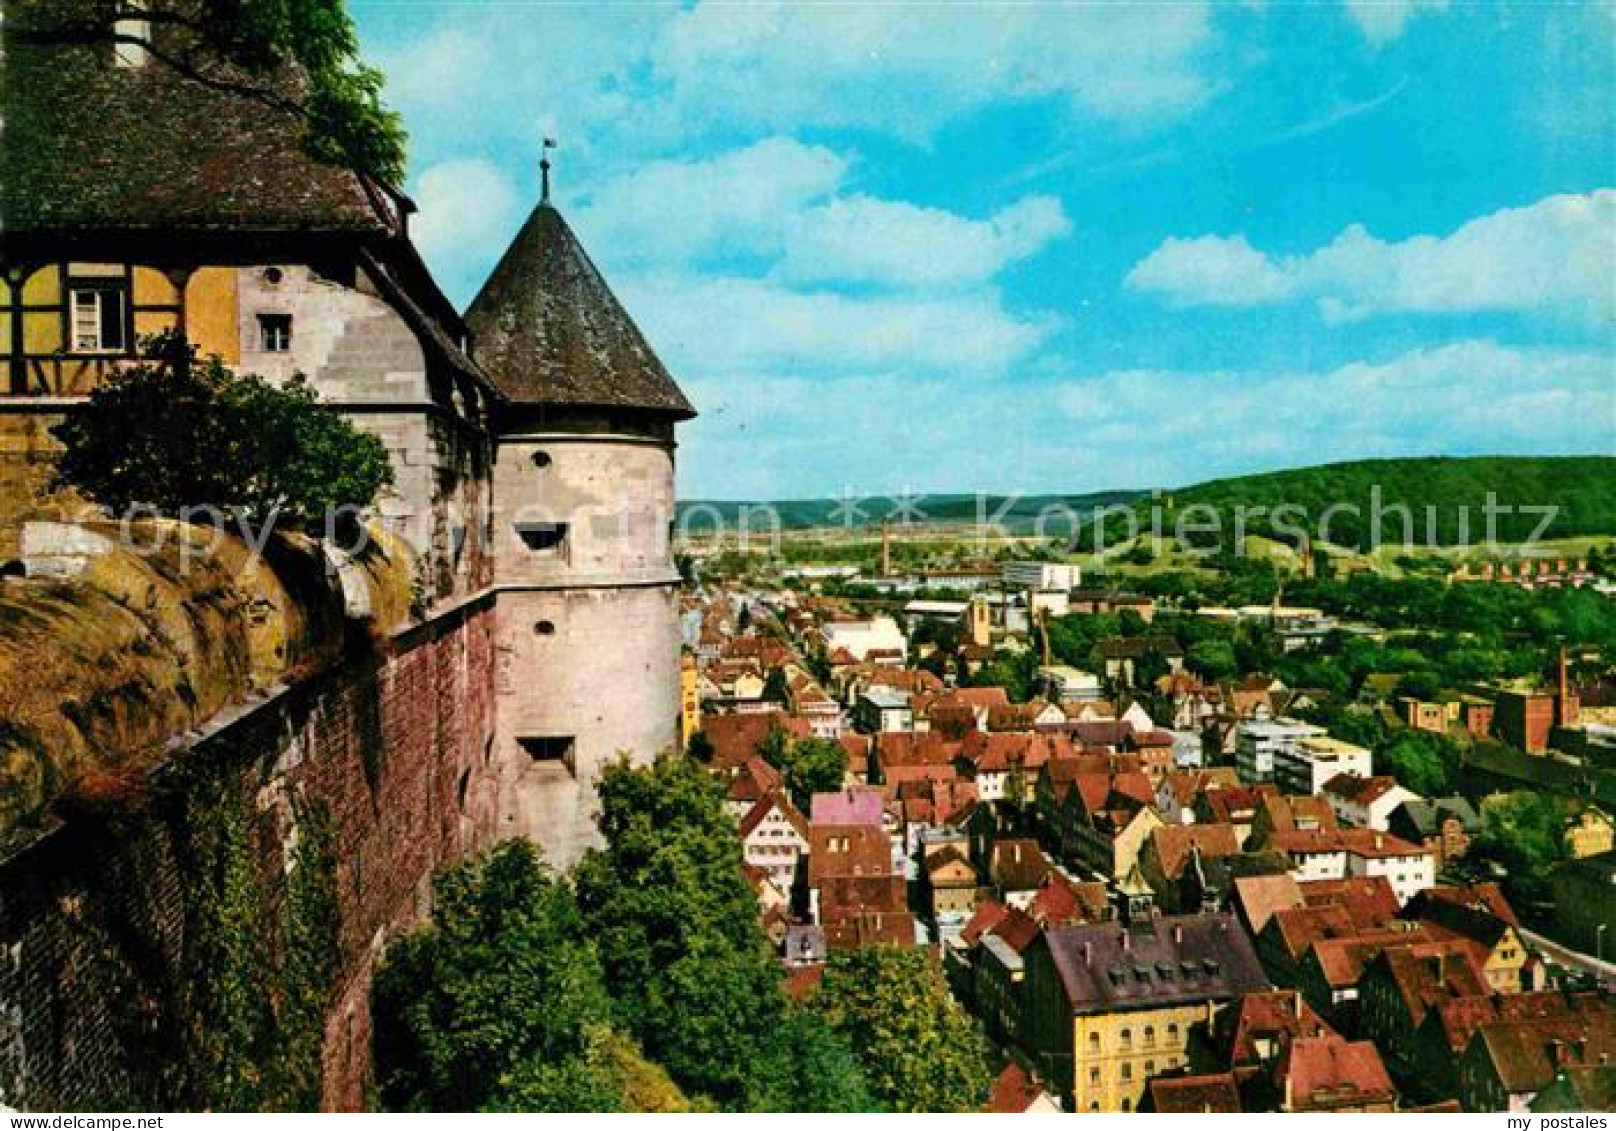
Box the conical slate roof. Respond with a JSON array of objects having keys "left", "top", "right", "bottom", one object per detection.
[{"left": 465, "top": 204, "right": 695, "bottom": 418}]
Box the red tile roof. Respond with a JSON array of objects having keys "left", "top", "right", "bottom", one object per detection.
[
  {"left": 738, "top": 791, "right": 809, "bottom": 842},
  {"left": 1218, "top": 990, "right": 1338, "bottom": 1069},
  {"left": 1232, "top": 873, "right": 1304, "bottom": 934},
  {"left": 1027, "top": 873, "right": 1110, "bottom": 927},
  {"left": 1151, "top": 823, "right": 1242, "bottom": 880},
  {"left": 704, "top": 711, "right": 811, "bottom": 771},
  {"left": 989, "top": 1062, "right": 1050, "bottom": 1113},
  {"left": 961, "top": 901, "right": 1011, "bottom": 946},
  {"left": 1298, "top": 876, "right": 1403, "bottom": 929},
  {"left": 1147, "top": 1074, "right": 1243, "bottom": 1113},
  {"left": 1278, "top": 1037, "right": 1396, "bottom": 1111}
]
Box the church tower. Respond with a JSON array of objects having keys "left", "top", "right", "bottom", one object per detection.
[{"left": 466, "top": 170, "right": 695, "bottom": 867}]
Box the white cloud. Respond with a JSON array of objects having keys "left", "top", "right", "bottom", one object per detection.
[
  {"left": 369, "top": 11, "right": 670, "bottom": 170},
  {"left": 1125, "top": 190, "right": 1616, "bottom": 323},
  {"left": 654, "top": 1, "right": 1220, "bottom": 138},
  {"left": 1124, "top": 234, "right": 1296, "bottom": 306},
  {"left": 409, "top": 159, "right": 524, "bottom": 303},
  {"left": 1342, "top": 0, "right": 1449, "bottom": 46},
  {"left": 573, "top": 138, "right": 846, "bottom": 267},
  {"left": 619, "top": 272, "right": 1061, "bottom": 381},
  {"left": 778, "top": 194, "right": 1072, "bottom": 289},
  {"left": 567, "top": 137, "right": 1072, "bottom": 291}
]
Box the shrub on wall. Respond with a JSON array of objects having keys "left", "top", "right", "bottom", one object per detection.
[{"left": 53, "top": 332, "right": 392, "bottom": 531}]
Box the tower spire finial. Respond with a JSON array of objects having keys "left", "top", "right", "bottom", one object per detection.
[{"left": 540, "top": 137, "right": 557, "bottom": 204}]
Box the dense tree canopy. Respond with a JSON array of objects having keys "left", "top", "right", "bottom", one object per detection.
[
  {"left": 761, "top": 734, "right": 848, "bottom": 811},
  {"left": 371, "top": 841, "right": 646, "bottom": 1112},
  {"left": 811, "top": 947, "right": 992, "bottom": 1113},
  {"left": 573, "top": 754, "right": 870, "bottom": 1110},
  {"left": 1474, "top": 792, "right": 1568, "bottom": 908}
]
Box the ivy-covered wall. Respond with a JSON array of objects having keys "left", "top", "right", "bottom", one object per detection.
[{"left": 0, "top": 595, "right": 499, "bottom": 1111}]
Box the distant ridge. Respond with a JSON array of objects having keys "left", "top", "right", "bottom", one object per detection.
[
  {"left": 1150, "top": 455, "right": 1616, "bottom": 549},
  {"left": 680, "top": 456, "right": 1616, "bottom": 545},
  {"left": 676, "top": 490, "right": 1144, "bottom": 534}
]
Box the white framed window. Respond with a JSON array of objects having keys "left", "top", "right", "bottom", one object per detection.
[
  {"left": 258, "top": 313, "right": 293, "bottom": 352},
  {"left": 69, "top": 285, "right": 128, "bottom": 353}
]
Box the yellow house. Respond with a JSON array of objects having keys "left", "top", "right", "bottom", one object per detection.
[
  {"left": 1564, "top": 806, "right": 1614, "bottom": 860},
  {"left": 1021, "top": 911, "right": 1271, "bottom": 1112},
  {"left": 1405, "top": 884, "right": 1536, "bottom": 994}
]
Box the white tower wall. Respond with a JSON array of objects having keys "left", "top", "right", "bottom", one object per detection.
[{"left": 488, "top": 427, "right": 681, "bottom": 867}]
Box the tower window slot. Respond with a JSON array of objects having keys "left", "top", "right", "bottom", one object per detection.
[
  {"left": 515, "top": 522, "right": 568, "bottom": 553},
  {"left": 519, "top": 736, "right": 576, "bottom": 777}
]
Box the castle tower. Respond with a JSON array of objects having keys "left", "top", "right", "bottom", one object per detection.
[{"left": 466, "top": 189, "right": 695, "bottom": 867}]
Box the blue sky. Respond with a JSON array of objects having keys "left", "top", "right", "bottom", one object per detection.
[{"left": 351, "top": 1, "right": 1616, "bottom": 500}]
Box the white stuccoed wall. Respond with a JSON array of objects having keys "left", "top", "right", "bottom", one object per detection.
[{"left": 488, "top": 427, "right": 682, "bottom": 868}]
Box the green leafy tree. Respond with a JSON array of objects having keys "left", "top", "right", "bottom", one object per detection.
[
  {"left": 748, "top": 1008, "right": 878, "bottom": 1112},
  {"left": 811, "top": 948, "right": 992, "bottom": 1113},
  {"left": 762, "top": 737, "right": 848, "bottom": 811},
  {"left": 686, "top": 730, "right": 716, "bottom": 763},
  {"left": 371, "top": 841, "right": 620, "bottom": 1112},
  {"left": 54, "top": 334, "right": 391, "bottom": 529},
  {"left": 1186, "top": 638, "right": 1239, "bottom": 681},
  {"left": 574, "top": 755, "right": 866, "bottom": 1109},
  {"left": 1474, "top": 792, "right": 1568, "bottom": 907},
  {"left": 1378, "top": 732, "right": 1453, "bottom": 796},
  {"left": 762, "top": 667, "right": 791, "bottom": 704},
  {"left": 486, "top": 1025, "right": 696, "bottom": 1113}
]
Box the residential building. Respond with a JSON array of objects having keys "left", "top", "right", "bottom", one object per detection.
[
  {"left": 1564, "top": 805, "right": 1614, "bottom": 859},
  {"left": 1404, "top": 884, "right": 1535, "bottom": 994},
  {"left": 822, "top": 616, "right": 907, "bottom": 663},
  {"left": 855, "top": 686, "right": 912, "bottom": 733},
  {"left": 1458, "top": 1012, "right": 1616, "bottom": 1112},
  {"left": 1277, "top": 735, "right": 1372, "bottom": 796},
  {"left": 988, "top": 1063, "right": 1063, "bottom": 1113},
  {"left": 1143, "top": 1074, "right": 1243, "bottom": 1112},
  {"left": 1276, "top": 1037, "right": 1397, "bottom": 1112},
  {"left": 924, "top": 842, "right": 981, "bottom": 922},
  {"left": 1264, "top": 828, "right": 1435, "bottom": 906},
  {"left": 738, "top": 791, "right": 810, "bottom": 891},
  {"left": 1388, "top": 796, "right": 1481, "bottom": 867},
  {"left": 1095, "top": 636, "right": 1185, "bottom": 687},
  {"left": 1020, "top": 911, "right": 1271, "bottom": 1112},
  {"left": 1236, "top": 719, "right": 1326, "bottom": 785},
  {"left": 1323, "top": 774, "right": 1414, "bottom": 831}
]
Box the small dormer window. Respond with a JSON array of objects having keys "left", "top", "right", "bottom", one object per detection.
[
  {"left": 113, "top": 1, "right": 152, "bottom": 67},
  {"left": 259, "top": 313, "right": 293, "bottom": 352}
]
